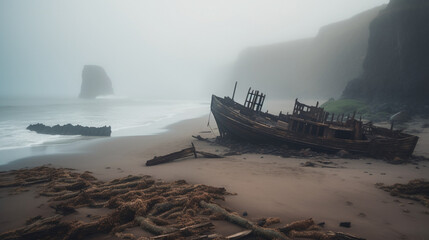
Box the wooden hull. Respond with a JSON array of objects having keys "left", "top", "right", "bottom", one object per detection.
[{"left": 210, "top": 95, "right": 418, "bottom": 159}]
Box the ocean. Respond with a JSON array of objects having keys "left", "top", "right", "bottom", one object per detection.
[{"left": 0, "top": 96, "right": 210, "bottom": 165}]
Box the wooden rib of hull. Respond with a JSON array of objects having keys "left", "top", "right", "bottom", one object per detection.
[{"left": 210, "top": 95, "right": 418, "bottom": 159}]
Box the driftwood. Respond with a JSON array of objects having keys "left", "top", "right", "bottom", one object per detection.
[
  {"left": 135, "top": 216, "right": 178, "bottom": 235},
  {"left": 145, "top": 143, "right": 223, "bottom": 166},
  {"left": 0, "top": 166, "right": 365, "bottom": 240},
  {"left": 279, "top": 218, "right": 314, "bottom": 233},
  {"left": 196, "top": 151, "right": 223, "bottom": 159},
  {"left": 376, "top": 179, "right": 429, "bottom": 207},
  {"left": 149, "top": 222, "right": 214, "bottom": 240},
  {"left": 226, "top": 230, "right": 253, "bottom": 239},
  {"left": 0, "top": 215, "right": 68, "bottom": 240},
  {"left": 146, "top": 146, "right": 197, "bottom": 166},
  {"left": 199, "top": 201, "right": 290, "bottom": 240},
  {"left": 192, "top": 135, "right": 212, "bottom": 142}
]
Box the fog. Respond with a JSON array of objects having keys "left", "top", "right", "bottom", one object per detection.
[{"left": 0, "top": 0, "right": 388, "bottom": 100}]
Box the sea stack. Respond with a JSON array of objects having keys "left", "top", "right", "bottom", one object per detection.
[{"left": 79, "top": 65, "right": 114, "bottom": 99}]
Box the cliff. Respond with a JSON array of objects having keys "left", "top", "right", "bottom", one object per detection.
[
  {"left": 342, "top": 0, "right": 429, "bottom": 109},
  {"left": 232, "top": 5, "right": 384, "bottom": 99},
  {"left": 79, "top": 65, "right": 114, "bottom": 99}
]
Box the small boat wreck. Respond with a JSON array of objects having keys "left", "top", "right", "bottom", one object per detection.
[{"left": 210, "top": 87, "right": 419, "bottom": 159}]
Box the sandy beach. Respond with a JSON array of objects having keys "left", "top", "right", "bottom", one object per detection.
[{"left": 1, "top": 116, "right": 429, "bottom": 239}]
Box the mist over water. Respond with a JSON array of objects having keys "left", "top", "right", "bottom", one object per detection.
[
  {"left": 0, "top": 0, "right": 389, "bottom": 164},
  {"left": 0, "top": 0, "right": 388, "bottom": 99}
]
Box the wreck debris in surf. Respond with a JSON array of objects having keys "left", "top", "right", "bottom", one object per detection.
[{"left": 210, "top": 86, "right": 419, "bottom": 160}]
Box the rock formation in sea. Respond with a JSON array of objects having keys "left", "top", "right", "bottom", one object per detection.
[
  {"left": 342, "top": 0, "right": 429, "bottom": 110},
  {"left": 231, "top": 5, "right": 385, "bottom": 99},
  {"left": 79, "top": 65, "right": 114, "bottom": 99},
  {"left": 27, "top": 123, "right": 111, "bottom": 136}
]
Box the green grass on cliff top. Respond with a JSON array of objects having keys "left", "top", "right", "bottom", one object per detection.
[{"left": 321, "top": 99, "right": 369, "bottom": 115}]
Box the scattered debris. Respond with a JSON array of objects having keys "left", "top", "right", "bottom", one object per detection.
[
  {"left": 339, "top": 222, "right": 351, "bottom": 228},
  {"left": 216, "top": 137, "right": 352, "bottom": 160},
  {"left": 0, "top": 166, "right": 365, "bottom": 240},
  {"left": 317, "top": 222, "right": 325, "bottom": 227},
  {"left": 301, "top": 161, "right": 341, "bottom": 169},
  {"left": 256, "top": 217, "right": 281, "bottom": 227},
  {"left": 336, "top": 150, "right": 350, "bottom": 158},
  {"left": 376, "top": 179, "right": 429, "bottom": 207},
  {"left": 145, "top": 143, "right": 223, "bottom": 166},
  {"left": 192, "top": 135, "right": 213, "bottom": 143},
  {"left": 192, "top": 134, "right": 429, "bottom": 164}
]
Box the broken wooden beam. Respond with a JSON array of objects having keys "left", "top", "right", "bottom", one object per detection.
[
  {"left": 145, "top": 144, "right": 223, "bottom": 166},
  {"left": 226, "top": 230, "right": 253, "bottom": 240},
  {"left": 145, "top": 145, "right": 197, "bottom": 166},
  {"left": 192, "top": 135, "right": 211, "bottom": 142},
  {"left": 196, "top": 151, "right": 223, "bottom": 158},
  {"left": 148, "top": 222, "right": 214, "bottom": 239}
]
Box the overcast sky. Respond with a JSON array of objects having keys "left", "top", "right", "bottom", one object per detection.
[{"left": 0, "top": 0, "right": 389, "bottom": 99}]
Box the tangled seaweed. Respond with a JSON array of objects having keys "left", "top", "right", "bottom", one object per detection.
[
  {"left": 0, "top": 166, "right": 364, "bottom": 240},
  {"left": 376, "top": 179, "right": 429, "bottom": 207}
]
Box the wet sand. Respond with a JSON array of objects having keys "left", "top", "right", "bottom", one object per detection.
[{"left": 1, "top": 116, "right": 429, "bottom": 239}]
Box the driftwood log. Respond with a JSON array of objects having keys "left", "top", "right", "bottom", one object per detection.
[
  {"left": 199, "top": 201, "right": 290, "bottom": 240},
  {"left": 145, "top": 143, "right": 222, "bottom": 166}
]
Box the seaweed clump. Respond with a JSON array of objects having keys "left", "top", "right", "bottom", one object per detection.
[{"left": 0, "top": 166, "right": 364, "bottom": 240}]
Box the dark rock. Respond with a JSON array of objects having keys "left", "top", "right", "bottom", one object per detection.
[
  {"left": 257, "top": 218, "right": 266, "bottom": 226},
  {"left": 242, "top": 211, "right": 248, "bottom": 216},
  {"left": 79, "top": 65, "right": 114, "bottom": 99},
  {"left": 27, "top": 123, "right": 111, "bottom": 137},
  {"left": 317, "top": 222, "right": 325, "bottom": 227},
  {"left": 339, "top": 222, "right": 351, "bottom": 228},
  {"left": 343, "top": 0, "right": 429, "bottom": 110}
]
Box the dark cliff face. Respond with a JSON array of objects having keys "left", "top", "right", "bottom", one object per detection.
[
  {"left": 342, "top": 0, "right": 429, "bottom": 106},
  {"left": 79, "top": 65, "right": 114, "bottom": 99},
  {"left": 232, "top": 6, "right": 384, "bottom": 99}
]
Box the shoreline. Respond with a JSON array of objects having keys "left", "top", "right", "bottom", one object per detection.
[
  {"left": 0, "top": 116, "right": 429, "bottom": 239},
  {"left": 0, "top": 113, "right": 210, "bottom": 167}
]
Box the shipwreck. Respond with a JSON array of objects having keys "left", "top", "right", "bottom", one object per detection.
[{"left": 210, "top": 85, "right": 419, "bottom": 160}]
